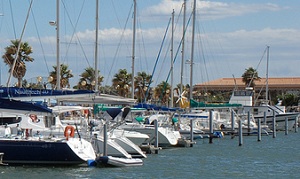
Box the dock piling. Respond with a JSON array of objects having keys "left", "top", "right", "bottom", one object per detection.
[
  {"left": 285, "top": 118, "right": 288, "bottom": 135},
  {"left": 238, "top": 120, "right": 243, "bottom": 146},
  {"left": 190, "top": 119, "right": 194, "bottom": 147},
  {"left": 154, "top": 119, "right": 159, "bottom": 154},
  {"left": 257, "top": 118, "right": 261, "bottom": 142},
  {"left": 209, "top": 110, "right": 213, "bottom": 144},
  {"left": 272, "top": 111, "right": 276, "bottom": 138}
]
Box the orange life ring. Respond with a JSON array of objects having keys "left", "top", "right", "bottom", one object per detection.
[{"left": 64, "top": 125, "right": 75, "bottom": 140}]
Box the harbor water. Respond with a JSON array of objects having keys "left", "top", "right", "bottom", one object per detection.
[{"left": 1, "top": 131, "right": 300, "bottom": 179}]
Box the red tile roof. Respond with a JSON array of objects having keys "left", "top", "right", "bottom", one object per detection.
[{"left": 194, "top": 77, "right": 300, "bottom": 90}]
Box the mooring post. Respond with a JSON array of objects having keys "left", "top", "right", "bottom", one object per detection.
[
  {"left": 103, "top": 123, "right": 107, "bottom": 156},
  {"left": 295, "top": 115, "right": 298, "bottom": 133},
  {"left": 238, "top": 120, "right": 243, "bottom": 146},
  {"left": 272, "top": 110, "right": 276, "bottom": 138},
  {"left": 209, "top": 110, "right": 213, "bottom": 144},
  {"left": 257, "top": 118, "right": 261, "bottom": 142},
  {"left": 154, "top": 119, "right": 159, "bottom": 154},
  {"left": 231, "top": 109, "right": 235, "bottom": 131},
  {"left": 263, "top": 111, "right": 267, "bottom": 125},
  {"left": 285, "top": 118, "right": 288, "bottom": 135},
  {"left": 247, "top": 111, "right": 250, "bottom": 136},
  {"left": 190, "top": 119, "right": 194, "bottom": 147}
]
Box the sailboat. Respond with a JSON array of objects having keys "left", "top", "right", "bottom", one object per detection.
[{"left": 0, "top": 98, "right": 96, "bottom": 166}]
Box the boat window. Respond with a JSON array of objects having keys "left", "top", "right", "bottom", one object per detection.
[
  {"left": 253, "top": 108, "right": 258, "bottom": 115},
  {"left": 0, "top": 117, "right": 22, "bottom": 125},
  {"left": 44, "top": 116, "right": 56, "bottom": 127}
]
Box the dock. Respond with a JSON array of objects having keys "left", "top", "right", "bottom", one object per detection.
[{"left": 139, "top": 144, "right": 161, "bottom": 154}]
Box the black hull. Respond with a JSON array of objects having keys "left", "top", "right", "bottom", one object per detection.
[{"left": 0, "top": 140, "right": 85, "bottom": 165}]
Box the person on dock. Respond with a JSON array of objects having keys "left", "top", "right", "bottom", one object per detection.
[{"left": 16, "top": 124, "right": 23, "bottom": 136}]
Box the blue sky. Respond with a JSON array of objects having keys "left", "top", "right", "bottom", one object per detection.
[{"left": 0, "top": 0, "right": 300, "bottom": 88}]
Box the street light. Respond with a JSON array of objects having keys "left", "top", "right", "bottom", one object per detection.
[
  {"left": 49, "top": 21, "right": 56, "bottom": 26},
  {"left": 81, "top": 80, "right": 87, "bottom": 86}
]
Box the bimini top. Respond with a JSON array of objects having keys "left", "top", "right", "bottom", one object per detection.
[{"left": 0, "top": 98, "right": 52, "bottom": 114}]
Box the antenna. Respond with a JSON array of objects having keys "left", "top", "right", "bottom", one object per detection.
[{"left": 232, "top": 74, "right": 237, "bottom": 90}]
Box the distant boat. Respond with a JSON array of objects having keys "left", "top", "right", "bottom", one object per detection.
[
  {"left": 119, "top": 114, "right": 182, "bottom": 148},
  {"left": 229, "top": 88, "right": 299, "bottom": 131}
]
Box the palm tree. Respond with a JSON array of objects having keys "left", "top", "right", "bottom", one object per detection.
[
  {"left": 242, "top": 67, "right": 261, "bottom": 87},
  {"left": 49, "top": 64, "right": 73, "bottom": 89},
  {"left": 2, "top": 39, "right": 34, "bottom": 87},
  {"left": 134, "top": 71, "right": 152, "bottom": 102},
  {"left": 77, "top": 67, "right": 103, "bottom": 90},
  {"left": 153, "top": 81, "right": 171, "bottom": 106},
  {"left": 112, "top": 69, "right": 132, "bottom": 97}
]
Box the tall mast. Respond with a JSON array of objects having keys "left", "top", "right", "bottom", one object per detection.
[
  {"left": 266, "top": 45, "right": 270, "bottom": 103},
  {"left": 170, "top": 9, "right": 174, "bottom": 107},
  {"left": 131, "top": 0, "right": 136, "bottom": 99},
  {"left": 94, "top": 0, "right": 99, "bottom": 92},
  {"left": 180, "top": 0, "right": 186, "bottom": 95},
  {"left": 189, "top": 0, "right": 196, "bottom": 100},
  {"left": 56, "top": 0, "right": 60, "bottom": 89},
  {"left": 6, "top": 0, "right": 33, "bottom": 87}
]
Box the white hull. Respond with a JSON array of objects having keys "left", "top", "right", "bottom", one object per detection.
[
  {"left": 91, "top": 135, "right": 132, "bottom": 159},
  {"left": 120, "top": 123, "right": 181, "bottom": 147},
  {"left": 96, "top": 156, "right": 143, "bottom": 167},
  {"left": 110, "top": 135, "right": 147, "bottom": 158},
  {"left": 112, "top": 129, "right": 149, "bottom": 146}
]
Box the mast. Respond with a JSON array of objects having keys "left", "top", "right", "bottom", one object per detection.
[
  {"left": 170, "top": 9, "right": 174, "bottom": 107},
  {"left": 6, "top": 0, "right": 33, "bottom": 87},
  {"left": 131, "top": 0, "right": 136, "bottom": 99},
  {"left": 180, "top": 0, "right": 186, "bottom": 96},
  {"left": 56, "top": 0, "right": 60, "bottom": 89},
  {"left": 189, "top": 0, "right": 196, "bottom": 100},
  {"left": 94, "top": 0, "right": 99, "bottom": 92},
  {"left": 266, "top": 45, "right": 270, "bottom": 103}
]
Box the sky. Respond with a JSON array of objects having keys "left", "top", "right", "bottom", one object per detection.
[{"left": 0, "top": 0, "right": 300, "bottom": 89}]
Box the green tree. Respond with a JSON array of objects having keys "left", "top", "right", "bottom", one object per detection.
[
  {"left": 134, "top": 71, "right": 152, "bottom": 102},
  {"left": 279, "top": 93, "right": 299, "bottom": 107},
  {"left": 49, "top": 64, "right": 73, "bottom": 89},
  {"left": 153, "top": 81, "right": 171, "bottom": 106},
  {"left": 112, "top": 69, "right": 132, "bottom": 97},
  {"left": 242, "top": 67, "right": 261, "bottom": 87},
  {"left": 76, "top": 67, "right": 103, "bottom": 90},
  {"left": 2, "top": 39, "right": 34, "bottom": 87}
]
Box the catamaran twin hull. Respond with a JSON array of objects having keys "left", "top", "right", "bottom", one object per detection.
[{"left": 0, "top": 139, "right": 95, "bottom": 165}]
